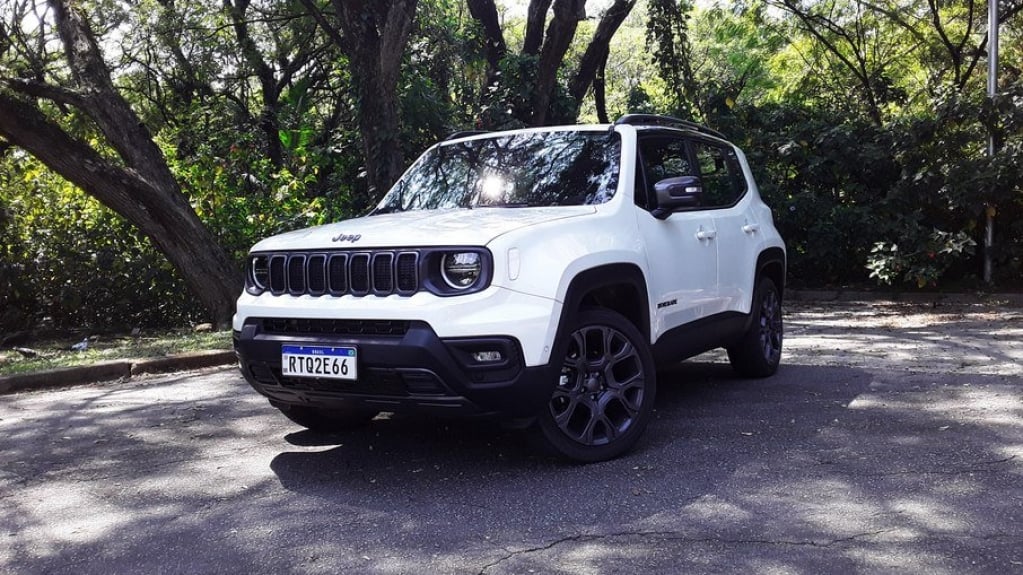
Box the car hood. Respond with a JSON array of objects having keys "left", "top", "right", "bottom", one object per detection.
[{"left": 250, "top": 206, "right": 597, "bottom": 251}]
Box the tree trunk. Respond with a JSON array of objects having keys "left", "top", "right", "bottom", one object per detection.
[
  {"left": 225, "top": 0, "right": 286, "bottom": 168},
  {"left": 327, "top": 0, "right": 419, "bottom": 199},
  {"left": 568, "top": 0, "right": 635, "bottom": 109},
  {"left": 466, "top": 0, "right": 507, "bottom": 75},
  {"left": 594, "top": 51, "right": 609, "bottom": 123},
  {"left": 532, "top": 0, "right": 586, "bottom": 125},
  {"left": 0, "top": 0, "right": 241, "bottom": 326},
  {"left": 0, "top": 94, "right": 241, "bottom": 327},
  {"left": 523, "top": 0, "right": 554, "bottom": 55}
]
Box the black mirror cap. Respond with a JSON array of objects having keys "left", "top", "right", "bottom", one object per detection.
[{"left": 653, "top": 175, "right": 702, "bottom": 219}]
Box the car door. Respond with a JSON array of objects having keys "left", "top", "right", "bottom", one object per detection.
[
  {"left": 690, "top": 139, "right": 759, "bottom": 313},
  {"left": 634, "top": 133, "right": 720, "bottom": 340}
]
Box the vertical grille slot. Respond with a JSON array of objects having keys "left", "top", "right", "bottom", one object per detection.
[
  {"left": 396, "top": 252, "right": 419, "bottom": 294},
  {"left": 287, "top": 255, "right": 306, "bottom": 294},
  {"left": 328, "top": 254, "right": 348, "bottom": 295},
  {"left": 349, "top": 254, "right": 371, "bottom": 295},
  {"left": 307, "top": 254, "right": 327, "bottom": 295},
  {"left": 269, "top": 255, "right": 288, "bottom": 295},
  {"left": 372, "top": 252, "right": 394, "bottom": 294}
]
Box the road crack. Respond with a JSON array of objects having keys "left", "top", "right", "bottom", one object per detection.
[
  {"left": 476, "top": 529, "right": 895, "bottom": 573},
  {"left": 859, "top": 455, "right": 1017, "bottom": 477}
]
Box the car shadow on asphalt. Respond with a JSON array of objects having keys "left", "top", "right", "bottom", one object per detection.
[{"left": 267, "top": 360, "right": 876, "bottom": 493}]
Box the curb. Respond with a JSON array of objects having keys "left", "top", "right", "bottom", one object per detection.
[{"left": 0, "top": 350, "right": 237, "bottom": 395}]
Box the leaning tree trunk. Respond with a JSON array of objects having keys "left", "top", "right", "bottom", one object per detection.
[
  {"left": 568, "top": 0, "right": 636, "bottom": 110},
  {"left": 0, "top": 95, "right": 241, "bottom": 327},
  {"left": 0, "top": 0, "right": 242, "bottom": 326}
]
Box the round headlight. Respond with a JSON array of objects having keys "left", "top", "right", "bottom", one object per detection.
[
  {"left": 441, "top": 252, "right": 482, "bottom": 289},
  {"left": 249, "top": 255, "right": 270, "bottom": 291}
]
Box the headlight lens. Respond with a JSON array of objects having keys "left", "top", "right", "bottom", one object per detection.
[
  {"left": 441, "top": 252, "right": 482, "bottom": 289},
  {"left": 247, "top": 254, "right": 270, "bottom": 293}
]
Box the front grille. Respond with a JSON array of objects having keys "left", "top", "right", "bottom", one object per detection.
[
  {"left": 260, "top": 318, "right": 411, "bottom": 337},
  {"left": 250, "top": 365, "right": 452, "bottom": 398},
  {"left": 260, "top": 250, "right": 419, "bottom": 297},
  {"left": 279, "top": 368, "right": 409, "bottom": 396}
]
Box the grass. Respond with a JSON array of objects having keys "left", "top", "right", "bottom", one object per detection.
[{"left": 0, "top": 330, "right": 232, "bottom": 376}]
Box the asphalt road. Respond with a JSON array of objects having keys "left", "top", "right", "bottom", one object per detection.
[{"left": 2, "top": 302, "right": 1021, "bottom": 574}]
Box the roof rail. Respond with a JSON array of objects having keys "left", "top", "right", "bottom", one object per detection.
[
  {"left": 444, "top": 130, "right": 489, "bottom": 141},
  {"left": 613, "top": 114, "right": 726, "bottom": 140}
]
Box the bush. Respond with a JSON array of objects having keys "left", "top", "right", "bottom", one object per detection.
[{"left": 724, "top": 84, "right": 1023, "bottom": 289}]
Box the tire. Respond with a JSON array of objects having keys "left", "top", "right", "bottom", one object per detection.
[
  {"left": 535, "top": 308, "right": 657, "bottom": 463},
  {"left": 727, "top": 276, "right": 783, "bottom": 378},
  {"left": 272, "top": 402, "right": 379, "bottom": 433}
]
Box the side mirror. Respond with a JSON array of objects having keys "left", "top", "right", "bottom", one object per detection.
[{"left": 651, "top": 175, "right": 702, "bottom": 220}]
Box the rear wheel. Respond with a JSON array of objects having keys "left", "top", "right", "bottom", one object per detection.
[
  {"left": 727, "top": 276, "right": 783, "bottom": 377},
  {"left": 536, "top": 309, "right": 656, "bottom": 462},
  {"left": 272, "top": 402, "right": 379, "bottom": 433}
]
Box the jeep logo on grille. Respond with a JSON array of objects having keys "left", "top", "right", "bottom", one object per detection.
[{"left": 332, "top": 233, "right": 362, "bottom": 243}]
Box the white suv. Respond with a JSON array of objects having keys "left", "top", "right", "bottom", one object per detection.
[{"left": 233, "top": 114, "right": 786, "bottom": 462}]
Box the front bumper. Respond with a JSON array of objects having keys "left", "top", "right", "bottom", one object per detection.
[{"left": 233, "top": 317, "right": 557, "bottom": 417}]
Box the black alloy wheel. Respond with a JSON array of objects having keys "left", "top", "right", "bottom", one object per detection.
[
  {"left": 727, "top": 276, "right": 783, "bottom": 377},
  {"left": 536, "top": 308, "right": 656, "bottom": 462}
]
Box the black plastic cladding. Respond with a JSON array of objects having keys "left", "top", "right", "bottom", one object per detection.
[{"left": 247, "top": 247, "right": 492, "bottom": 298}]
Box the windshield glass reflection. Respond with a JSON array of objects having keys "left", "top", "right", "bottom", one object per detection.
[{"left": 374, "top": 131, "right": 621, "bottom": 213}]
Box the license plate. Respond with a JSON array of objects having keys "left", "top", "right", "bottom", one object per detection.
[{"left": 281, "top": 345, "right": 357, "bottom": 380}]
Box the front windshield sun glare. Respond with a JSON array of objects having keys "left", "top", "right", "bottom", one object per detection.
[
  {"left": 478, "top": 174, "right": 508, "bottom": 205},
  {"left": 373, "top": 130, "right": 621, "bottom": 213}
]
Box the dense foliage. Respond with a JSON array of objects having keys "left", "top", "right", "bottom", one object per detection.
[{"left": 0, "top": 0, "right": 1021, "bottom": 331}]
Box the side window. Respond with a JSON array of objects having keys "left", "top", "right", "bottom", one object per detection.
[
  {"left": 636, "top": 137, "right": 693, "bottom": 209},
  {"left": 692, "top": 141, "right": 746, "bottom": 208}
]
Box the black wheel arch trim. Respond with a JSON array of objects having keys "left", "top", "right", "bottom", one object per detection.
[
  {"left": 552, "top": 263, "right": 651, "bottom": 358},
  {"left": 742, "top": 247, "right": 786, "bottom": 333},
  {"left": 755, "top": 247, "right": 786, "bottom": 297}
]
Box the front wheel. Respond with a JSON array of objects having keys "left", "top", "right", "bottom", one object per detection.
[
  {"left": 727, "top": 276, "right": 783, "bottom": 377},
  {"left": 535, "top": 309, "right": 657, "bottom": 463}
]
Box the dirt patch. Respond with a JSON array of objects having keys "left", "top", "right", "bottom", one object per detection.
[{"left": 782, "top": 301, "right": 1023, "bottom": 376}]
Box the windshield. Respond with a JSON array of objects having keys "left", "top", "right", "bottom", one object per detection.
[{"left": 373, "top": 130, "right": 621, "bottom": 213}]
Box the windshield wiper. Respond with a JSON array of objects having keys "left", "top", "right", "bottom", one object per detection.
[{"left": 367, "top": 205, "right": 402, "bottom": 216}]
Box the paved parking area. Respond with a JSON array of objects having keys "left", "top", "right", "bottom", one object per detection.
[{"left": 1, "top": 301, "right": 1021, "bottom": 574}]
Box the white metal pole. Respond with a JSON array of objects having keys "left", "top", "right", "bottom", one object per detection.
[{"left": 984, "top": 0, "right": 999, "bottom": 283}]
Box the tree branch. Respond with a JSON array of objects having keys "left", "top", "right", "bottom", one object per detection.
[
  {"left": 2, "top": 77, "right": 84, "bottom": 108},
  {"left": 569, "top": 0, "right": 635, "bottom": 103},
  {"left": 296, "top": 0, "right": 347, "bottom": 50},
  {"left": 523, "top": 0, "right": 553, "bottom": 55},
  {"left": 466, "top": 0, "right": 507, "bottom": 74},
  {"left": 532, "top": 0, "right": 585, "bottom": 125}
]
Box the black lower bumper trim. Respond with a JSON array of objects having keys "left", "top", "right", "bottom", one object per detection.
[{"left": 234, "top": 319, "right": 557, "bottom": 417}]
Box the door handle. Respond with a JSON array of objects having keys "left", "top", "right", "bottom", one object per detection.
[
  {"left": 742, "top": 223, "right": 760, "bottom": 234},
  {"left": 696, "top": 229, "right": 717, "bottom": 240}
]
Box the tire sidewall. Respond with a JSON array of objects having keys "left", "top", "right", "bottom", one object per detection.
[
  {"left": 729, "top": 276, "right": 783, "bottom": 377},
  {"left": 536, "top": 308, "right": 657, "bottom": 462}
]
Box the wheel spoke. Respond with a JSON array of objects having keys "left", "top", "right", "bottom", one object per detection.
[
  {"left": 609, "top": 337, "right": 634, "bottom": 363},
  {"left": 609, "top": 380, "right": 643, "bottom": 415},
  {"left": 553, "top": 394, "right": 580, "bottom": 427}
]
